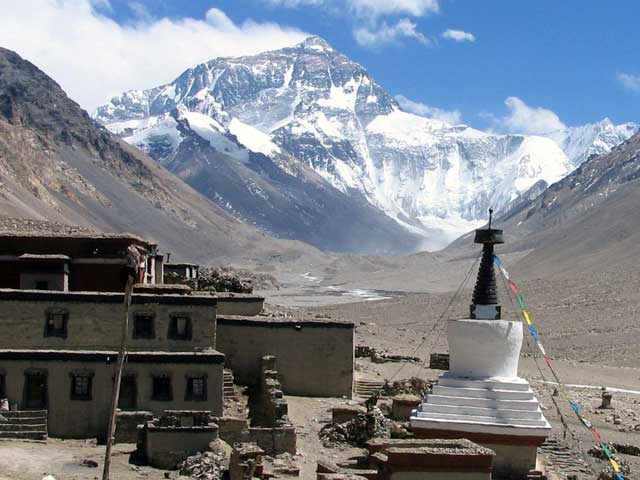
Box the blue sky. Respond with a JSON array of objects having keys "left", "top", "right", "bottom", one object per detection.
[{"left": 1, "top": 0, "right": 638, "bottom": 131}]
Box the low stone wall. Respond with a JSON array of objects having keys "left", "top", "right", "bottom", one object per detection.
[
  {"left": 115, "top": 411, "right": 154, "bottom": 444},
  {"left": 213, "top": 416, "right": 249, "bottom": 446},
  {"left": 140, "top": 411, "right": 220, "bottom": 469},
  {"left": 210, "top": 417, "right": 297, "bottom": 456},
  {"left": 216, "top": 316, "right": 354, "bottom": 397},
  {"left": 249, "top": 425, "right": 296, "bottom": 455}
]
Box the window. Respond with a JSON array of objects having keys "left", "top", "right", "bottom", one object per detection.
[
  {"left": 35, "top": 281, "right": 49, "bottom": 290},
  {"left": 185, "top": 375, "right": 207, "bottom": 402},
  {"left": 0, "top": 373, "right": 5, "bottom": 398},
  {"left": 168, "top": 315, "right": 192, "bottom": 340},
  {"left": 70, "top": 372, "right": 93, "bottom": 401},
  {"left": 45, "top": 309, "right": 68, "bottom": 338},
  {"left": 133, "top": 312, "right": 155, "bottom": 339},
  {"left": 152, "top": 374, "right": 172, "bottom": 401}
]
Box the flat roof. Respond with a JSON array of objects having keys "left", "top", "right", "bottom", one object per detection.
[
  {"left": 0, "top": 230, "right": 152, "bottom": 242},
  {"left": 217, "top": 314, "right": 354, "bottom": 329},
  {"left": 0, "top": 349, "right": 225, "bottom": 364},
  {"left": 165, "top": 262, "right": 199, "bottom": 268},
  {"left": 0, "top": 289, "right": 218, "bottom": 307},
  {"left": 18, "top": 254, "right": 71, "bottom": 261},
  {"left": 214, "top": 293, "right": 265, "bottom": 302}
]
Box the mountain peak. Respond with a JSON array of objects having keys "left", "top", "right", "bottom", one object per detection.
[{"left": 298, "top": 35, "right": 334, "bottom": 53}]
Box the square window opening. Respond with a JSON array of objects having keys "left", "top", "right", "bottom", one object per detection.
[
  {"left": 169, "top": 315, "right": 192, "bottom": 340},
  {"left": 152, "top": 375, "right": 172, "bottom": 401},
  {"left": 45, "top": 310, "right": 68, "bottom": 338},
  {"left": 70, "top": 373, "right": 93, "bottom": 401},
  {"left": 186, "top": 376, "right": 207, "bottom": 402},
  {"left": 133, "top": 313, "right": 155, "bottom": 339}
]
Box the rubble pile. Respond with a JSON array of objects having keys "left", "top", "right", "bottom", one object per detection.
[
  {"left": 588, "top": 444, "right": 632, "bottom": 479},
  {"left": 0, "top": 216, "right": 95, "bottom": 235},
  {"left": 178, "top": 449, "right": 227, "bottom": 480},
  {"left": 355, "top": 345, "right": 420, "bottom": 364},
  {"left": 611, "top": 443, "right": 640, "bottom": 457},
  {"left": 382, "top": 377, "right": 431, "bottom": 398},
  {"left": 319, "top": 408, "right": 393, "bottom": 447},
  {"left": 195, "top": 267, "right": 278, "bottom": 293}
]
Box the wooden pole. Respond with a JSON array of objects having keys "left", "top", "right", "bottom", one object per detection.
[{"left": 102, "top": 275, "right": 134, "bottom": 480}]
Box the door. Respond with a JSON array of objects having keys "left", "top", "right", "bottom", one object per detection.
[
  {"left": 118, "top": 375, "right": 137, "bottom": 411},
  {"left": 24, "top": 372, "right": 47, "bottom": 410}
]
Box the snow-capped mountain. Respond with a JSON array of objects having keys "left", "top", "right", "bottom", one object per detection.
[
  {"left": 546, "top": 118, "right": 638, "bottom": 167},
  {"left": 95, "top": 36, "right": 636, "bottom": 250}
]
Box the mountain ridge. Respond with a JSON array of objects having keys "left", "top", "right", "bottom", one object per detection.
[{"left": 95, "top": 35, "right": 638, "bottom": 251}]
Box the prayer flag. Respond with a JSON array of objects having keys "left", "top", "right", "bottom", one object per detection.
[
  {"left": 493, "top": 255, "right": 501, "bottom": 266},
  {"left": 610, "top": 459, "right": 620, "bottom": 472},
  {"left": 522, "top": 310, "right": 532, "bottom": 324},
  {"left": 517, "top": 294, "right": 526, "bottom": 310},
  {"left": 500, "top": 266, "right": 510, "bottom": 280},
  {"left": 508, "top": 280, "right": 519, "bottom": 294}
]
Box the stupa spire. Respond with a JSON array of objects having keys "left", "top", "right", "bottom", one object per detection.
[{"left": 470, "top": 208, "right": 504, "bottom": 320}]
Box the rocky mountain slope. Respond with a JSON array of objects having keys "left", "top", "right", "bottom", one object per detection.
[
  {"left": 0, "top": 47, "right": 319, "bottom": 264},
  {"left": 96, "top": 36, "right": 637, "bottom": 250},
  {"left": 489, "top": 131, "right": 640, "bottom": 277}
]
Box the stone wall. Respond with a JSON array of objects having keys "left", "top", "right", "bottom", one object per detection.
[
  {"left": 115, "top": 411, "right": 154, "bottom": 443},
  {"left": 0, "top": 290, "right": 217, "bottom": 352},
  {"left": 141, "top": 420, "right": 219, "bottom": 469},
  {"left": 216, "top": 316, "right": 354, "bottom": 398},
  {"left": 216, "top": 295, "right": 264, "bottom": 316},
  {"left": 253, "top": 356, "right": 288, "bottom": 428},
  {"left": 249, "top": 425, "right": 296, "bottom": 455},
  {"left": 0, "top": 350, "right": 224, "bottom": 438}
]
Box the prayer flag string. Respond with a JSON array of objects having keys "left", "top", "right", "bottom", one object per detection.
[{"left": 493, "top": 255, "right": 624, "bottom": 480}]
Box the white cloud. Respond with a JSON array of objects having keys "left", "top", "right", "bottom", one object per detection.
[
  {"left": 354, "top": 19, "right": 429, "bottom": 47},
  {"left": 617, "top": 72, "right": 640, "bottom": 93},
  {"left": 0, "top": 0, "right": 308, "bottom": 112},
  {"left": 264, "top": 0, "right": 326, "bottom": 6},
  {"left": 441, "top": 29, "right": 475, "bottom": 43},
  {"left": 493, "top": 97, "right": 566, "bottom": 135},
  {"left": 395, "top": 95, "right": 462, "bottom": 124},
  {"left": 348, "top": 0, "right": 439, "bottom": 19},
  {"left": 127, "top": 2, "right": 152, "bottom": 21}
]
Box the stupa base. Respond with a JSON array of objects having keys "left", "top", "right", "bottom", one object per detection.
[{"left": 410, "top": 373, "right": 550, "bottom": 479}]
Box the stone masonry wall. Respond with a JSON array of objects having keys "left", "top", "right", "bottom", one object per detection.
[
  {"left": 216, "top": 316, "right": 354, "bottom": 397},
  {"left": 0, "top": 290, "right": 217, "bottom": 352}
]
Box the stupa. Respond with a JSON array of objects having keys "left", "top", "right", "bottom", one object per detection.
[{"left": 410, "top": 213, "right": 551, "bottom": 478}]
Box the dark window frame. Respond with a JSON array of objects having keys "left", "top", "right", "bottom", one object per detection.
[
  {"left": 0, "top": 372, "right": 5, "bottom": 398},
  {"left": 168, "top": 314, "right": 192, "bottom": 341},
  {"left": 185, "top": 375, "right": 207, "bottom": 402},
  {"left": 117, "top": 372, "right": 138, "bottom": 411},
  {"left": 151, "top": 374, "right": 173, "bottom": 401},
  {"left": 132, "top": 312, "right": 155, "bottom": 339},
  {"left": 69, "top": 372, "right": 94, "bottom": 401},
  {"left": 44, "top": 309, "right": 68, "bottom": 338}
]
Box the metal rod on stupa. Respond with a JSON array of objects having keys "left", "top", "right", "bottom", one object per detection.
[{"left": 470, "top": 208, "right": 504, "bottom": 320}]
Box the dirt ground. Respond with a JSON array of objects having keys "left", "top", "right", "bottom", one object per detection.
[{"left": 0, "top": 439, "right": 179, "bottom": 480}]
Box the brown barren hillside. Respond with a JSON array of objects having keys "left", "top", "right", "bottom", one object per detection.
[{"left": 0, "top": 47, "right": 317, "bottom": 265}]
